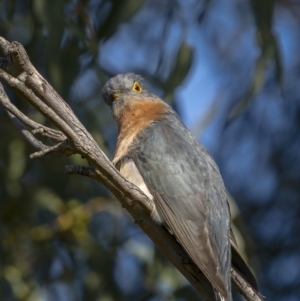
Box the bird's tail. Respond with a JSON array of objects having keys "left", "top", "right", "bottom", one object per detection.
[{"left": 230, "top": 229, "right": 259, "bottom": 292}]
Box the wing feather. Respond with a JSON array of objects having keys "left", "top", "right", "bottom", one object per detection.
[{"left": 152, "top": 191, "right": 228, "bottom": 298}]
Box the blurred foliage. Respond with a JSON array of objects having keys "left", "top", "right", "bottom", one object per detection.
[{"left": 0, "top": 0, "right": 300, "bottom": 301}]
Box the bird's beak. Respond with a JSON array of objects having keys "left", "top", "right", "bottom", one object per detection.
[{"left": 112, "top": 92, "right": 119, "bottom": 100}]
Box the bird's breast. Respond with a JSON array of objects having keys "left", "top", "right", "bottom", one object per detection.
[{"left": 112, "top": 99, "right": 168, "bottom": 164}]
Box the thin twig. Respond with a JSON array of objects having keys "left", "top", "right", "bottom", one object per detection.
[
  {"left": 0, "top": 82, "right": 65, "bottom": 142},
  {"left": 0, "top": 82, "right": 73, "bottom": 157},
  {"left": 30, "top": 139, "right": 75, "bottom": 158},
  {"left": 7, "top": 111, "right": 48, "bottom": 151}
]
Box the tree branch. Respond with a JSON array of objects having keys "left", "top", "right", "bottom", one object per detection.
[
  {"left": 7, "top": 110, "right": 49, "bottom": 151},
  {"left": 0, "top": 37, "right": 262, "bottom": 301},
  {"left": 65, "top": 165, "right": 103, "bottom": 182}
]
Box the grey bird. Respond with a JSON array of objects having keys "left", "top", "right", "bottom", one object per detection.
[{"left": 102, "top": 73, "right": 258, "bottom": 301}]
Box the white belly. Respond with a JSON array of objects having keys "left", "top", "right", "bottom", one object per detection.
[{"left": 119, "top": 160, "right": 164, "bottom": 225}]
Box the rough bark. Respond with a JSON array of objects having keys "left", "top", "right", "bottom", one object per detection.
[{"left": 0, "top": 37, "right": 262, "bottom": 301}]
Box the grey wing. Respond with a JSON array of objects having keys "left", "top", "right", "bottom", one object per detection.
[
  {"left": 130, "top": 115, "right": 231, "bottom": 299},
  {"left": 119, "top": 158, "right": 225, "bottom": 301}
]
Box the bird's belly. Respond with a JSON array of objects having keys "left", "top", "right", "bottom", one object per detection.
[{"left": 119, "top": 160, "right": 164, "bottom": 225}]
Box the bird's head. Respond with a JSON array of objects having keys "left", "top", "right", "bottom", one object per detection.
[
  {"left": 102, "top": 73, "right": 148, "bottom": 105},
  {"left": 102, "top": 73, "right": 160, "bottom": 121}
]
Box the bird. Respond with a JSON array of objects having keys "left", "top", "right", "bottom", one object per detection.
[{"left": 102, "top": 73, "right": 258, "bottom": 301}]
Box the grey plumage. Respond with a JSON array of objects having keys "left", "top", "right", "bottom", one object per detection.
[{"left": 102, "top": 73, "right": 258, "bottom": 301}]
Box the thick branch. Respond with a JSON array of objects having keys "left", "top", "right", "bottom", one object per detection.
[{"left": 0, "top": 37, "right": 262, "bottom": 301}]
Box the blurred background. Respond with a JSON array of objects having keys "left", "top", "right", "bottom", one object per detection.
[{"left": 0, "top": 0, "right": 300, "bottom": 300}]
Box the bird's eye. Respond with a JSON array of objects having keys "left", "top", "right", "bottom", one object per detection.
[{"left": 132, "top": 82, "right": 142, "bottom": 93}]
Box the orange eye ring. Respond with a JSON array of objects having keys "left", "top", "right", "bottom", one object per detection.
[{"left": 132, "top": 82, "right": 142, "bottom": 93}]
